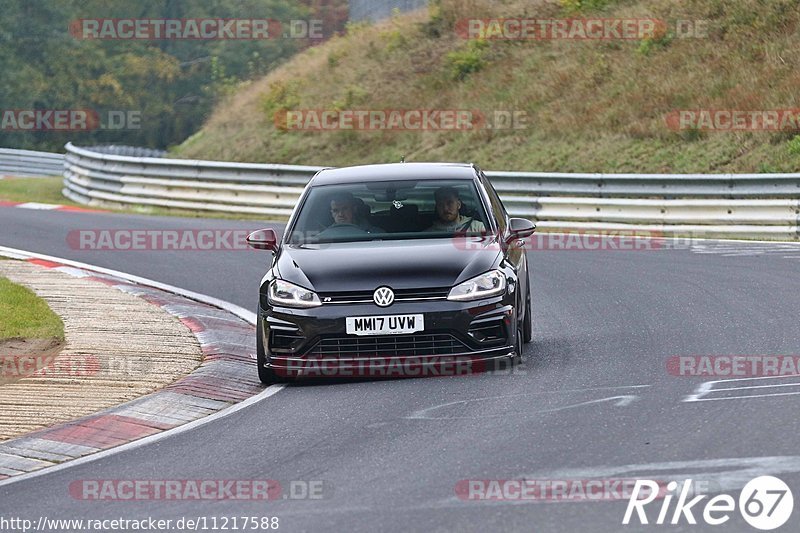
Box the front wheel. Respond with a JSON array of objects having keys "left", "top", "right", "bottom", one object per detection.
[
  {"left": 513, "top": 324, "right": 524, "bottom": 364},
  {"left": 523, "top": 284, "right": 533, "bottom": 344}
]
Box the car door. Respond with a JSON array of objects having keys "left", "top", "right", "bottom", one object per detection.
[{"left": 479, "top": 171, "right": 528, "bottom": 306}]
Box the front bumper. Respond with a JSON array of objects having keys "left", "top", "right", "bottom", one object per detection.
[{"left": 260, "top": 296, "right": 516, "bottom": 379}]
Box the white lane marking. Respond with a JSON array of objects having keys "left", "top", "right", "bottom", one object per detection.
[
  {"left": 684, "top": 375, "right": 800, "bottom": 402},
  {"left": 217, "top": 457, "right": 800, "bottom": 514},
  {"left": 515, "top": 456, "right": 800, "bottom": 495},
  {"left": 0, "top": 246, "right": 276, "bottom": 487},
  {"left": 540, "top": 395, "right": 637, "bottom": 411},
  {"left": 713, "top": 382, "right": 800, "bottom": 392},
  {"left": 0, "top": 385, "right": 285, "bottom": 488},
  {"left": 685, "top": 391, "right": 800, "bottom": 402},
  {"left": 405, "top": 386, "right": 647, "bottom": 420},
  {"left": 710, "top": 374, "right": 800, "bottom": 384},
  {"left": 689, "top": 240, "right": 800, "bottom": 260},
  {"left": 683, "top": 381, "right": 714, "bottom": 402},
  {"left": 15, "top": 202, "right": 60, "bottom": 210},
  {"left": 422, "top": 456, "right": 800, "bottom": 509},
  {"left": 0, "top": 245, "right": 255, "bottom": 323}
]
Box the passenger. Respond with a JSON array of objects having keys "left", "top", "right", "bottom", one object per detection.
[{"left": 425, "top": 186, "right": 485, "bottom": 233}]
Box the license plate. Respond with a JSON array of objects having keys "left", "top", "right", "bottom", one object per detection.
[{"left": 345, "top": 314, "right": 424, "bottom": 336}]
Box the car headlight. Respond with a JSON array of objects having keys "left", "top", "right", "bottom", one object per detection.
[
  {"left": 268, "top": 279, "right": 321, "bottom": 308},
  {"left": 447, "top": 270, "right": 506, "bottom": 301}
]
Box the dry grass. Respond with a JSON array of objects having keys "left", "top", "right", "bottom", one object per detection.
[{"left": 174, "top": 0, "right": 800, "bottom": 173}]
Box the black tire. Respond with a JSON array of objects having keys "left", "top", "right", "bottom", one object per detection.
[
  {"left": 256, "top": 315, "right": 280, "bottom": 384},
  {"left": 523, "top": 284, "right": 533, "bottom": 344},
  {"left": 512, "top": 317, "right": 524, "bottom": 365}
]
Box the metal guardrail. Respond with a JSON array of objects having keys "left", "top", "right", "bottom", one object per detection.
[
  {"left": 81, "top": 145, "right": 167, "bottom": 158},
  {"left": 62, "top": 143, "right": 321, "bottom": 217},
  {"left": 0, "top": 148, "right": 64, "bottom": 178},
  {"left": 36, "top": 143, "right": 800, "bottom": 240}
]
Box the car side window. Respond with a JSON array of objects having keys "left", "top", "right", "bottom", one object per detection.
[{"left": 480, "top": 173, "right": 507, "bottom": 233}]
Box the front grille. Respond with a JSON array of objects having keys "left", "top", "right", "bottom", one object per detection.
[
  {"left": 304, "top": 333, "right": 469, "bottom": 358},
  {"left": 319, "top": 287, "right": 449, "bottom": 304}
]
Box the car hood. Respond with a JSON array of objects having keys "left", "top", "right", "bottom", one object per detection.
[{"left": 276, "top": 238, "right": 502, "bottom": 293}]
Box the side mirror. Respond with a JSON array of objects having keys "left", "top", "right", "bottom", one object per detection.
[
  {"left": 506, "top": 218, "right": 536, "bottom": 243},
  {"left": 247, "top": 228, "right": 278, "bottom": 251}
]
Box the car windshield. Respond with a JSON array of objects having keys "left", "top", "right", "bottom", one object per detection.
[{"left": 286, "top": 179, "right": 490, "bottom": 244}]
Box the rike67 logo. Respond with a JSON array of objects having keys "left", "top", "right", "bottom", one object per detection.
[{"left": 623, "top": 476, "right": 794, "bottom": 530}]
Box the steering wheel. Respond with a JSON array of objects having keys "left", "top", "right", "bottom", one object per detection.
[
  {"left": 317, "top": 223, "right": 370, "bottom": 238},
  {"left": 329, "top": 223, "right": 367, "bottom": 231}
]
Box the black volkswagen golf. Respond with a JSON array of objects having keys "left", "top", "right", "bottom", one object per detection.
[{"left": 247, "top": 162, "right": 535, "bottom": 383}]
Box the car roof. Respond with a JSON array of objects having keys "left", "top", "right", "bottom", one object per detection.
[{"left": 309, "top": 162, "right": 479, "bottom": 186}]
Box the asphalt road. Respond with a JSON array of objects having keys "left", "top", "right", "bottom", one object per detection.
[{"left": 1, "top": 206, "right": 800, "bottom": 532}]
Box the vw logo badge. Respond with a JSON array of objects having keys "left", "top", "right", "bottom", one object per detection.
[{"left": 373, "top": 286, "right": 395, "bottom": 307}]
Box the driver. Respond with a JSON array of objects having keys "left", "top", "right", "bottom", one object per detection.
[
  {"left": 425, "top": 186, "right": 485, "bottom": 233},
  {"left": 318, "top": 192, "right": 383, "bottom": 237},
  {"left": 330, "top": 192, "right": 356, "bottom": 225}
]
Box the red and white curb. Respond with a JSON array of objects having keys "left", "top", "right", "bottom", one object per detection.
[
  {"left": 0, "top": 249, "right": 269, "bottom": 482},
  {"left": 0, "top": 200, "right": 105, "bottom": 213}
]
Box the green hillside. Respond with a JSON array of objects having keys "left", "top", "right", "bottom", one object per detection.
[
  {"left": 174, "top": 0, "right": 800, "bottom": 173},
  {"left": 0, "top": 0, "right": 343, "bottom": 151}
]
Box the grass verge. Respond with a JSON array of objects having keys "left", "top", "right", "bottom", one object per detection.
[{"left": 0, "top": 275, "right": 64, "bottom": 341}]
